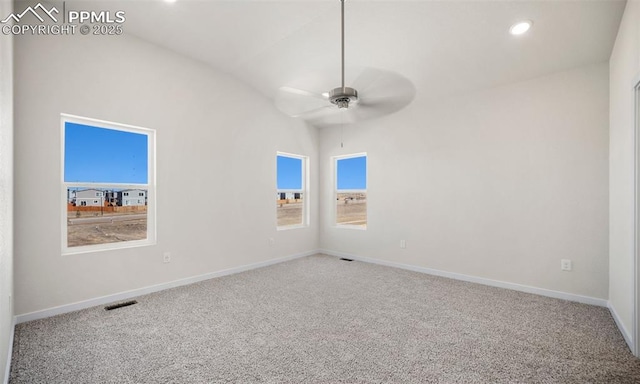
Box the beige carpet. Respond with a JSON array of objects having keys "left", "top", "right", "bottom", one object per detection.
[{"left": 10, "top": 254, "right": 640, "bottom": 383}]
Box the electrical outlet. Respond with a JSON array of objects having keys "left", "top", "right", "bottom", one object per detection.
[
  {"left": 163, "top": 252, "right": 171, "bottom": 263},
  {"left": 268, "top": 238, "right": 275, "bottom": 246},
  {"left": 400, "top": 240, "right": 407, "bottom": 249},
  {"left": 561, "top": 259, "right": 572, "bottom": 271}
]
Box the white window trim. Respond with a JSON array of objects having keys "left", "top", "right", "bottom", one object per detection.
[
  {"left": 334, "top": 152, "right": 368, "bottom": 230},
  {"left": 61, "top": 113, "right": 157, "bottom": 255},
  {"left": 276, "top": 151, "right": 309, "bottom": 230}
]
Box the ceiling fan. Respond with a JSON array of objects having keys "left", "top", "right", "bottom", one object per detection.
[{"left": 274, "top": 0, "right": 415, "bottom": 127}]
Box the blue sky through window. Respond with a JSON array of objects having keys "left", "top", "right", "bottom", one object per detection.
[
  {"left": 277, "top": 155, "right": 302, "bottom": 190},
  {"left": 64, "top": 122, "right": 148, "bottom": 184},
  {"left": 337, "top": 156, "right": 367, "bottom": 190}
]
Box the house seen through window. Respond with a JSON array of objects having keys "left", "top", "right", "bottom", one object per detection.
[{"left": 62, "top": 114, "right": 155, "bottom": 253}]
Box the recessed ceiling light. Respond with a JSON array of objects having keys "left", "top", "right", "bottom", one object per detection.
[
  {"left": 321, "top": 92, "right": 329, "bottom": 98},
  {"left": 509, "top": 20, "right": 532, "bottom": 35},
  {"left": 164, "top": 0, "right": 177, "bottom": 3}
]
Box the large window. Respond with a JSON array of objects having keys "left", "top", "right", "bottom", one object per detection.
[
  {"left": 62, "top": 114, "right": 155, "bottom": 254},
  {"left": 335, "top": 153, "right": 367, "bottom": 229},
  {"left": 276, "top": 153, "right": 307, "bottom": 229}
]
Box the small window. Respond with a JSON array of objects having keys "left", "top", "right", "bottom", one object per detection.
[
  {"left": 276, "top": 153, "right": 308, "bottom": 229},
  {"left": 62, "top": 114, "right": 155, "bottom": 254},
  {"left": 335, "top": 153, "right": 367, "bottom": 229}
]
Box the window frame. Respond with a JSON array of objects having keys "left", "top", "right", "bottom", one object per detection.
[
  {"left": 61, "top": 114, "right": 156, "bottom": 255},
  {"left": 334, "top": 152, "right": 368, "bottom": 230},
  {"left": 276, "top": 151, "right": 309, "bottom": 230}
]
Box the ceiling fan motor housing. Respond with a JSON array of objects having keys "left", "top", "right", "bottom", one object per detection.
[{"left": 329, "top": 86, "right": 358, "bottom": 109}]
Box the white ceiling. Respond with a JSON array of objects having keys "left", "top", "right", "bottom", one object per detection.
[{"left": 82, "top": 0, "right": 625, "bottom": 116}]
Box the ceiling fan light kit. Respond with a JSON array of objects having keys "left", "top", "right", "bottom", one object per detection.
[{"left": 329, "top": 86, "right": 358, "bottom": 109}]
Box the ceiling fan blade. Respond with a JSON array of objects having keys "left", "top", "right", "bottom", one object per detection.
[
  {"left": 279, "top": 86, "right": 326, "bottom": 100},
  {"left": 292, "top": 105, "right": 333, "bottom": 118},
  {"left": 359, "top": 94, "right": 411, "bottom": 112},
  {"left": 352, "top": 67, "right": 385, "bottom": 92},
  {"left": 350, "top": 97, "right": 409, "bottom": 122},
  {"left": 307, "top": 108, "right": 355, "bottom": 127},
  {"left": 274, "top": 86, "right": 329, "bottom": 117},
  {"left": 356, "top": 69, "right": 415, "bottom": 99},
  {"left": 350, "top": 68, "right": 416, "bottom": 122}
]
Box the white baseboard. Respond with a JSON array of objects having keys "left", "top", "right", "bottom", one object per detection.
[
  {"left": 608, "top": 301, "right": 634, "bottom": 352},
  {"left": 15, "top": 250, "right": 318, "bottom": 324},
  {"left": 3, "top": 316, "right": 15, "bottom": 384},
  {"left": 320, "top": 249, "right": 608, "bottom": 307}
]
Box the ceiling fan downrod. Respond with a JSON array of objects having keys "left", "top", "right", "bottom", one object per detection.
[{"left": 329, "top": 0, "right": 358, "bottom": 109}]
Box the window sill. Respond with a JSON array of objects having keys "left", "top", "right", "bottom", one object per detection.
[
  {"left": 277, "top": 224, "right": 307, "bottom": 231},
  {"left": 62, "top": 239, "right": 156, "bottom": 256},
  {"left": 335, "top": 224, "right": 367, "bottom": 230}
]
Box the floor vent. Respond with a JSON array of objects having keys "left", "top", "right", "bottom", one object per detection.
[
  {"left": 105, "top": 300, "right": 138, "bottom": 311},
  {"left": 340, "top": 258, "right": 354, "bottom": 262}
]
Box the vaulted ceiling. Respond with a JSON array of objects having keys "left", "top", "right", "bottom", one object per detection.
[{"left": 82, "top": 0, "right": 625, "bottom": 123}]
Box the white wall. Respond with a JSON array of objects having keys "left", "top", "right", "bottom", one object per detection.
[
  {"left": 0, "top": 0, "right": 14, "bottom": 381},
  {"left": 320, "top": 62, "right": 610, "bottom": 301},
  {"left": 14, "top": 31, "right": 319, "bottom": 315},
  {"left": 609, "top": 0, "right": 640, "bottom": 350}
]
